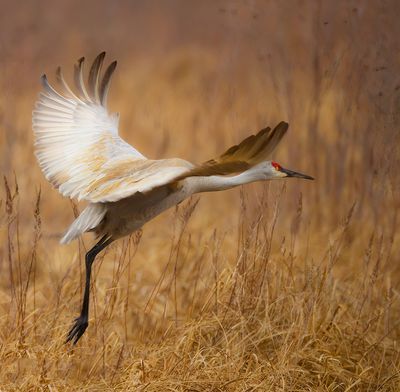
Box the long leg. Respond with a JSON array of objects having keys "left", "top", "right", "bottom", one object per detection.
[{"left": 66, "top": 235, "right": 113, "bottom": 344}]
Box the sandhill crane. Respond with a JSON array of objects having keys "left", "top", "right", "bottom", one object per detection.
[{"left": 32, "top": 52, "right": 313, "bottom": 344}]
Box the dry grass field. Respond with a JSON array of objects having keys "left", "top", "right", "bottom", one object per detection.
[{"left": 0, "top": 1, "right": 400, "bottom": 390}]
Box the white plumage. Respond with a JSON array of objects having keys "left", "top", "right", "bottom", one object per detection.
[
  {"left": 33, "top": 55, "right": 192, "bottom": 205},
  {"left": 60, "top": 203, "right": 107, "bottom": 244}
]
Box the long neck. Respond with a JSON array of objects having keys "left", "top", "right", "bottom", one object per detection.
[{"left": 186, "top": 167, "right": 266, "bottom": 195}]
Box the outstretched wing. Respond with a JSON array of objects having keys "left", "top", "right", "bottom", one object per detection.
[
  {"left": 33, "top": 52, "right": 193, "bottom": 203},
  {"left": 176, "top": 121, "right": 288, "bottom": 179}
]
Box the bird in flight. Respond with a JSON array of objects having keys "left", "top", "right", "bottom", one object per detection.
[{"left": 32, "top": 52, "right": 313, "bottom": 344}]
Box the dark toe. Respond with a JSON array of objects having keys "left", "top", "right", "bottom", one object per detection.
[{"left": 65, "top": 316, "right": 88, "bottom": 344}]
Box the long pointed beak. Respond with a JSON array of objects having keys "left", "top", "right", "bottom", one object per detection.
[{"left": 280, "top": 167, "right": 314, "bottom": 180}]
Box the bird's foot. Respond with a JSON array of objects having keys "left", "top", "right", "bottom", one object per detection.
[{"left": 65, "top": 315, "right": 88, "bottom": 345}]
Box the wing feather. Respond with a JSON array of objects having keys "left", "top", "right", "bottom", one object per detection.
[
  {"left": 35, "top": 53, "right": 284, "bottom": 204},
  {"left": 74, "top": 57, "right": 91, "bottom": 101},
  {"left": 88, "top": 52, "right": 105, "bottom": 103},
  {"left": 176, "top": 121, "right": 288, "bottom": 179},
  {"left": 99, "top": 60, "right": 117, "bottom": 106},
  {"left": 56, "top": 66, "right": 81, "bottom": 101},
  {"left": 33, "top": 53, "right": 189, "bottom": 204}
]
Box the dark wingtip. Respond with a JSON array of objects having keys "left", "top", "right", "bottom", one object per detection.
[
  {"left": 277, "top": 121, "right": 289, "bottom": 130},
  {"left": 95, "top": 52, "right": 106, "bottom": 63},
  {"left": 99, "top": 60, "right": 118, "bottom": 106},
  {"left": 55, "top": 66, "right": 62, "bottom": 79},
  {"left": 40, "top": 74, "right": 48, "bottom": 85}
]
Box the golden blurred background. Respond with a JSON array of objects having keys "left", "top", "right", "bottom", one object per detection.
[{"left": 0, "top": 1, "right": 399, "bottom": 390}]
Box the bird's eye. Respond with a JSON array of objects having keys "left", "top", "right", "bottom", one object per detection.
[{"left": 271, "top": 161, "right": 281, "bottom": 170}]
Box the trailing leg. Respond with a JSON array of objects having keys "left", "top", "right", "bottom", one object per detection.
[{"left": 66, "top": 235, "right": 113, "bottom": 344}]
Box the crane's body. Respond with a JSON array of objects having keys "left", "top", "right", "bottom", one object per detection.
[
  {"left": 32, "top": 53, "right": 313, "bottom": 344},
  {"left": 63, "top": 162, "right": 289, "bottom": 243}
]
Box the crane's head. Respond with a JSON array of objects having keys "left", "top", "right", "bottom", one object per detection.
[
  {"left": 270, "top": 161, "right": 314, "bottom": 180},
  {"left": 259, "top": 161, "right": 314, "bottom": 180}
]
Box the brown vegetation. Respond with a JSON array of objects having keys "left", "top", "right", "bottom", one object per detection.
[{"left": 0, "top": 1, "right": 399, "bottom": 390}]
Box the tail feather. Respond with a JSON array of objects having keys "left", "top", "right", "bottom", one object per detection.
[{"left": 61, "top": 203, "right": 107, "bottom": 244}]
